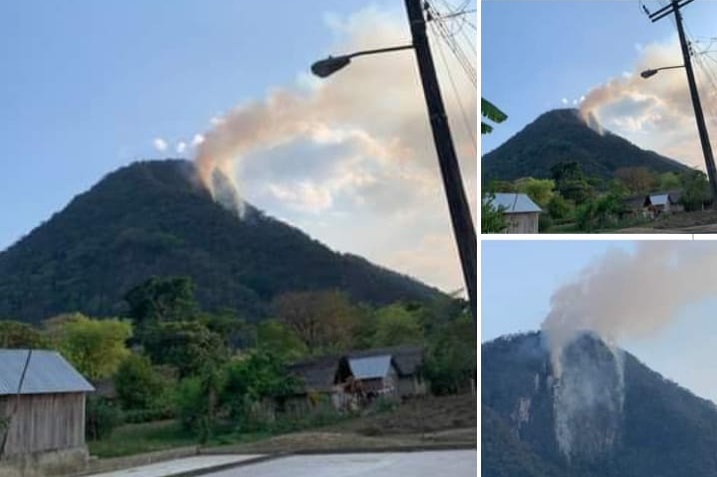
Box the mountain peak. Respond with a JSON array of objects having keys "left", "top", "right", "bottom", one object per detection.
[
  {"left": 483, "top": 330, "right": 717, "bottom": 476},
  {"left": 0, "top": 159, "right": 439, "bottom": 322},
  {"left": 482, "top": 108, "right": 688, "bottom": 183}
]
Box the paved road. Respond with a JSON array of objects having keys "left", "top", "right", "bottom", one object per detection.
[
  {"left": 89, "top": 455, "right": 265, "bottom": 477},
  {"left": 204, "top": 450, "right": 476, "bottom": 477}
]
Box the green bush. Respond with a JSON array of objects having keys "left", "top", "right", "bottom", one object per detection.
[
  {"left": 175, "top": 377, "right": 205, "bottom": 432},
  {"left": 122, "top": 407, "right": 176, "bottom": 424},
  {"left": 86, "top": 396, "right": 123, "bottom": 441},
  {"left": 115, "top": 354, "right": 168, "bottom": 411}
]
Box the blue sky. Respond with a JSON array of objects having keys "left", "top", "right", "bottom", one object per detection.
[
  {"left": 482, "top": 239, "right": 717, "bottom": 403},
  {"left": 481, "top": 0, "right": 717, "bottom": 168},
  {"left": 0, "top": 1, "right": 476, "bottom": 293}
]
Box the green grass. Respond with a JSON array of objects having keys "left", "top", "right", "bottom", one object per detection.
[
  {"left": 88, "top": 410, "right": 353, "bottom": 458},
  {"left": 88, "top": 420, "right": 197, "bottom": 458}
]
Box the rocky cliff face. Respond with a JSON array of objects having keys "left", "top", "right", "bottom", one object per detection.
[{"left": 482, "top": 331, "right": 717, "bottom": 477}]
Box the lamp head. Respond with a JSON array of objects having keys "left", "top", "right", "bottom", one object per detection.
[{"left": 311, "top": 56, "right": 351, "bottom": 78}]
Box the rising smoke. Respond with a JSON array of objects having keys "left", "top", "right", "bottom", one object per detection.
[
  {"left": 577, "top": 37, "right": 717, "bottom": 168},
  {"left": 190, "top": 9, "right": 476, "bottom": 219},
  {"left": 541, "top": 241, "right": 717, "bottom": 459}
]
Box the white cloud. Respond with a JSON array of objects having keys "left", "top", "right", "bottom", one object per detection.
[
  {"left": 561, "top": 98, "right": 569, "bottom": 105},
  {"left": 176, "top": 141, "right": 188, "bottom": 154},
  {"left": 187, "top": 8, "right": 475, "bottom": 291},
  {"left": 580, "top": 36, "right": 712, "bottom": 169},
  {"left": 192, "top": 134, "right": 205, "bottom": 146},
  {"left": 153, "top": 138, "right": 168, "bottom": 152}
]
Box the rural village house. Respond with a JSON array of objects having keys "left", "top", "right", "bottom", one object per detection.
[
  {"left": 0, "top": 349, "right": 94, "bottom": 477},
  {"left": 485, "top": 193, "right": 542, "bottom": 234},
  {"left": 276, "top": 345, "right": 427, "bottom": 415},
  {"left": 623, "top": 189, "right": 685, "bottom": 219}
]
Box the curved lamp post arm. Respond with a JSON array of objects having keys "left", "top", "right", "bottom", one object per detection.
[
  {"left": 640, "top": 64, "right": 684, "bottom": 78},
  {"left": 311, "top": 44, "right": 414, "bottom": 78}
]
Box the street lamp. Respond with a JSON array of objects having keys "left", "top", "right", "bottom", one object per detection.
[
  {"left": 640, "top": 64, "right": 684, "bottom": 79},
  {"left": 311, "top": 45, "right": 413, "bottom": 78},
  {"left": 310, "top": 0, "right": 478, "bottom": 323}
]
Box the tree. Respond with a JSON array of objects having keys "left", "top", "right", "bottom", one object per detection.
[
  {"left": 114, "top": 354, "right": 166, "bottom": 410},
  {"left": 514, "top": 177, "right": 555, "bottom": 208},
  {"left": 125, "top": 276, "right": 197, "bottom": 328},
  {"left": 46, "top": 314, "right": 132, "bottom": 381},
  {"left": 546, "top": 195, "right": 573, "bottom": 221},
  {"left": 256, "top": 320, "right": 308, "bottom": 361},
  {"left": 425, "top": 313, "right": 476, "bottom": 395},
  {"left": 681, "top": 169, "right": 710, "bottom": 211},
  {"left": 142, "top": 321, "right": 228, "bottom": 378},
  {"left": 615, "top": 167, "right": 657, "bottom": 195},
  {"left": 482, "top": 192, "right": 507, "bottom": 233},
  {"left": 658, "top": 171, "right": 682, "bottom": 191},
  {"left": 481, "top": 98, "right": 508, "bottom": 134},
  {"left": 0, "top": 321, "right": 49, "bottom": 348},
  {"left": 273, "top": 291, "right": 360, "bottom": 354},
  {"left": 220, "top": 350, "right": 298, "bottom": 426},
  {"left": 575, "top": 193, "right": 625, "bottom": 232},
  {"left": 550, "top": 161, "right": 594, "bottom": 205},
  {"left": 373, "top": 304, "right": 424, "bottom": 347}
]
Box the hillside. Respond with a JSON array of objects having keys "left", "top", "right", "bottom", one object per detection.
[
  {"left": 482, "top": 332, "right": 717, "bottom": 477},
  {"left": 0, "top": 159, "right": 439, "bottom": 323},
  {"left": 482, "top": 109, "right": 690, "bottom": 183}
]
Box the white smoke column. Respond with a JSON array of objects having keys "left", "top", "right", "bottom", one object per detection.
[
  {"left": 578, "top": 37, "right": 715, "bottom": 168},
  {"left": 542, "top": 241, "right": 717, "bottom": 374},
  {"left": 191, "top": 8, "right": 476, "bottom": 218},
  {"left": 542, "top": 241, "right": 717, "bottom": 459}
]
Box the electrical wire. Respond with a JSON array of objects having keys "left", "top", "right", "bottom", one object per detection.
[
  {"left": 425, "top": 1, "right": 476, "bottom": 87},
  {"left": 429, "top": 20, "right": 477, "bottom": 154}
]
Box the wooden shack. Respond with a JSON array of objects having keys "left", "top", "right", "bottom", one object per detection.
[
  {"left": 0, "top": 349, "right": 94, "bottom": 476},
  {"left": 346, "top": 345, "right": 428, "bottom": 398}
]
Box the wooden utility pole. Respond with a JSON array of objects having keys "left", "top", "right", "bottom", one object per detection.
[
  {"left": 403, "top": 0, "right": 477, "bottom": 321},
  {"left": 648, "top": 0, "right": 717, "bottom": 203}
]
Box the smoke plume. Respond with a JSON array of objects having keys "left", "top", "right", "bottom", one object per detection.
[
  {"left": 578, "top": 37, "right": 717, "bottom": 169},
  {"left": 541, "top": 241, "right": 717, "bottom": 458},
  {"left": 191, "top": 8, "right": 477, "bottom": 219},
  {"left": 542, "top": 241, "right": 717, "bottom": 374}
]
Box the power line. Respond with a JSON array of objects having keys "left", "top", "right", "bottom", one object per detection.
[
  {"left": 429, "top": 21, "right": 477, "bottom": 154},
  {"left": 425, "top": 1, "right": 476, "bottom": 87}
]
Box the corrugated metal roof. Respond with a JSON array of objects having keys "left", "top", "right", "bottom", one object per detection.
[
  {"left": 347, "top": 345, "right": 424, "bottom": 376},
  {"left": 348, "top": 355, "right": 392, "bottom": 380},
  {"left": 484, "top": 193, "right": 542, "bottom": 214},
  {"left": 650, "top": 194, "right": 670, "bottom": 206},
  {"left": 0, "top": 349, "right": 95, "bottom": 396}
]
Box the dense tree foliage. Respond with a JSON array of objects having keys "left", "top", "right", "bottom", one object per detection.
[
  {"left": 114, "top": 354, "right": 168, "bottom": 411},
  {"left": 0, "top": 320, "right": 49, "bottom": 348},
  {"left": 272, "top": 290, "right": 362, "bottom": 354},
  {"left": 0, "top": 160, "right": 440, "bottom": 323},
  {"left": 481, "top": 192, "right": 507, "bottom": 233},
  {"left": 47, "top": 313, "right": 132, "bottom": 381},
  {"left": 425, "top": 313, "right": 475, "bottom": 395}
]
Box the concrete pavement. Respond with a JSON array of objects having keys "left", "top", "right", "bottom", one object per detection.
[{"left": 85, "top": 455, "right": 267, "bottom": 477}]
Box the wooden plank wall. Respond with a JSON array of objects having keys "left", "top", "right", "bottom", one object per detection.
[{"left": 0, "top": 393, "right": 85, "bottom": 456}]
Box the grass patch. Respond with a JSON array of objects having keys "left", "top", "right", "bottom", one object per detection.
[
  {"left": 88, "top": 420, "right": 197, "bottom": 458},
  {"left": 88, "top": 410, "right": 354, "bottom": 458}
]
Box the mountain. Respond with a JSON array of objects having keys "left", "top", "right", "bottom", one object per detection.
[
  {"left": 482, "top": 332, "right": 717, "bottom": 477},
  {"left": 482, "top": 109, "right": 690, "bottom": 183},
  {"left": 0, "top": 159, "right": 440, "bottom": 323}
]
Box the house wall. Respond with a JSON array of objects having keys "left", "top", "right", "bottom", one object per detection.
[
  {"left": 504, "top": 212, "right": 539, "bottom": 234},
  {"left": 397, "top": 375, "right": 427, "bottom": 397},
  {"left": 0, "top": 392, "right": 86, "bottom": 456}
]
